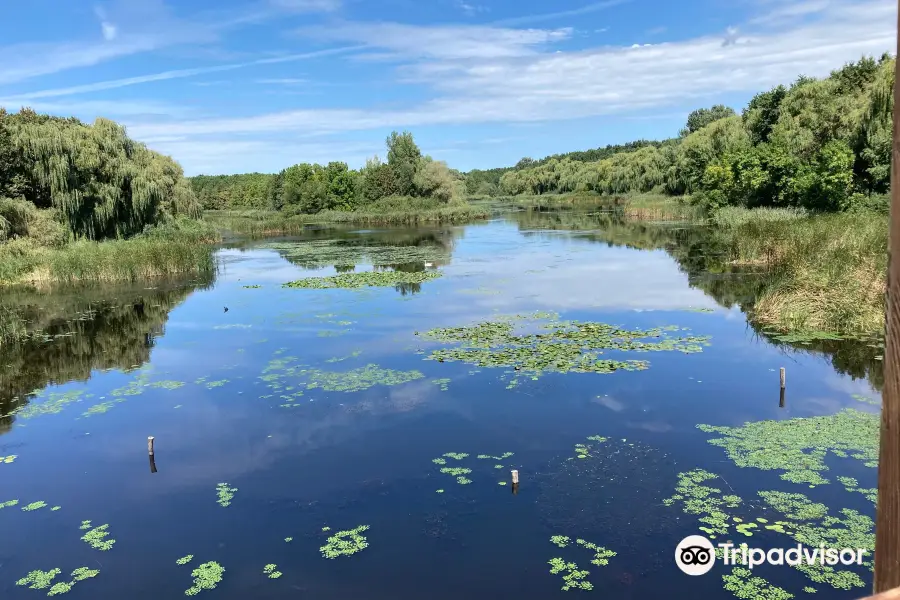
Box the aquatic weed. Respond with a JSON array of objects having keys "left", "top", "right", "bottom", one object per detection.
[
  {"left": 1, "top": 454, "right": 17, "bottom": 464},
  {"left": 697, "top": 409, "right": 879, "bottom": 486},
  {"left": 176, "top": 555, "right": 194, "bottom": 566},
  {"left": 263, "top": 564, "right": 282, "bottom": 579},
  {"left": 576, "top": 539, "right": 617, "bottom": 566},
  {"left": 216, "top": 483, "right": 237, "bottom": 507},
  {"left": 185, "top": 561, "right": 224, "bottom": 596},
  {"left": 22, "top": 501, "right": 48, "bottom": 512},
  {"left": 551, "top": 535, "right": 571, "bottom": 548},
  {"left": 320, "top": 525, "right": 370, "bottom": 559},
  {"left": 283, "top": 271, "right": 442, "bottom": 289},
  {"left": 80, "top": 523, "right": 115, "bottom": 551},
  {"left": 723, "top": 567, "right": 794, "bottom": 599},
  {"left": 548, "top": 558, "right": 592, "bottom": 591}
]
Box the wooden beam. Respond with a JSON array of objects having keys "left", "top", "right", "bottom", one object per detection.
[
  {"left": 874, "top": 7, "right": 900, "bottom": 593},
  {"left": 858, "top": 586, "right": 900, "bottom": 600}
]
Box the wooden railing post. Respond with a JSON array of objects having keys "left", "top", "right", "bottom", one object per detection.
[{"left": 874, "top": 4, "right": 900, "bottom": 593}]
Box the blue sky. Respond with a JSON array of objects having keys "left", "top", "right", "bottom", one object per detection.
[{"left": 0, "top": 0, "right": 894, "bottom": 175}]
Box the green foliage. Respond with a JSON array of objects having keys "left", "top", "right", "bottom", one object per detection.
[
  {"left": 493, "top": 56, "right": 893, "bottom": 211},
  {"left": 697, "top": 408, "right": 879, "bottom": 485},
  {"left": 320, "top": 525, "right": 370, "bottom": 558},
  {"left": 682, "top": 104, "right": 737, "bottom": 136},
  {"left": 185, "top": 561, "right": 224, "bottom": 596},
  {"left": 176, "top": 555, "right": 194, "bottom": 566},
  {"left": 0, "top": 108, "right": 200, "bottom": 240},
  {"left": 548, "top": 558, "right": 593, "bottom": 591},
  {"left": 216, "top": 483, "right": 237, "bottom": 507},
  {"left": 282, "top": 270, "right": 442, "bottom": 289},
  {"left": 262, "top": 564, "right": 282, "bottom": 579},
  {"left": 80, "top": 522, "right": 115, "bottom": 551},
  {"left": 723, "top": 567, "right": 794, "bottom": 600},
  {"left": 15, "top": 567, "right": 98, "bottom": 596}
]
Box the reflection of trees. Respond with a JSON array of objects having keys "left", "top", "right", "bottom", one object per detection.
[
  {"left": 0, "top": 278, "right": 212, "bottom": 434},
  {"left": 334, "top": 264, "right": 356, "bottom": 273},
  {"left": 513, "top": 209, "right": 883, "bottom": 390}
]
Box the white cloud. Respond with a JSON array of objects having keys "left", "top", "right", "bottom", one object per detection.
[
  {"left": 457, "top": 1, "right": 488, "bottom": 16},
  {"left": 492, "top": 0, "right": 629, "bottom": 27},
  {"left": 3, "top": 46, "right": 363, "bottom": 102},
  {"left": 297, "top": 21, "right": 572, "bottom": 60},
  {"left": 127, "top": 0, "right": 894, "bottom": 149},
  {"left": 94, "top": 6, "right": 119, "bottom": 41}
]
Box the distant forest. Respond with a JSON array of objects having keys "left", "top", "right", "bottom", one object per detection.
[{"left": 190, "top": 54, "right": 893, "bottom": 214}]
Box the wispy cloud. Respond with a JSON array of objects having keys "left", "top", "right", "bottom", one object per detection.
[
  {"left": 297, "top": 21, "right": 572, "bottom": 59},
  {"left": 3, "top": 46, "right": 364, "bottom": 102},
  {"left": 126, "top": 0, "right": 894, "bottom": 151},
  {"left": 268, "top": 0, "right": 342, "bottom": 11},
  {"left": 750, "top": 0, "right": 833, "bottom": 24},
  {"left": 93, "top": 5, "right": 119, "bottom": 41},
  {"left": 456, "top": 1, "right": 488, "bottom": 16},
  {"left": 492, "top": 0, "right": 628, "bottom": 27},
  {"left": 256, "top": 78, "right": 308, "bottom": 84}
]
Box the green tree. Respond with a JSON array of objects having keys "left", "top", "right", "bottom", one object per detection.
[
  {"left": 385, "top": 131, "right": 422, "bottom": 196},
  {"left": 681, "top": 105, "right": 737, "bottom": 136}
]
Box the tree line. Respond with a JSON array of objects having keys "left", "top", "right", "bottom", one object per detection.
[
  {"left": 191, "top": 131, "right": 464, "bottom": 212},
  {"left": 495, "top": 54, "right": 893, "bottom": 212},
  {"left": 0, "top": 108, "right": 201, "bottom": 243}
]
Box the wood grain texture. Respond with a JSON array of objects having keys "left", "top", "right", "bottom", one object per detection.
[{"left": 874, "top": 4, "right": 900, "bottom": 593}]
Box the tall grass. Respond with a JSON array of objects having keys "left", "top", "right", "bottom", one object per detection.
[
  {"left": 0, "top": 219, "right": 219, "bottom": 286},
  {"left": 715, "top": 209, "right": 887, "bottom": 336}
]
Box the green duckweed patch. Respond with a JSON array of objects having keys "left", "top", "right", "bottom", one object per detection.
[
  {"left": 16, "top": 567, "right": 99, "bottom": 597},
  {"left": 1, "top": 454, "right": 17, "bottom": 463},
  {"left": 697, "top": 409, "right": 879, "bottom": 486},
  {"left": 570, "top": 435, "right": 607, "bottom": 460},
  {"left": 432, "top": 451, "right": 514, "bottom": 486},
  {"left": 416, "top": 312, "right": 709, "bottom": 381},
  {"left": 263, "top": 240, "right": 450, "bottom": 269},
  {"left": 216, "top": 483, "right": 237, "bottom": 507},
  {"left": 723, "top": 566, "right": 794, "bottom": 600},
  {"left": 184, "top": 561, "right": 224, "bottom": 596},
  {"left": 431, "top": 378, "right": 450, "bottom": 391},
  {"left": 283, "top": 270, "right": 442, "bottom": 289},
  {"left": 325, "top": 350, "right": 362, "bottom": 363},
  {"left": 548, "top": 558, "right": 592, "bottom": 591},
  {"left": 80, "top": 522, "right": 115, "bottom": 551},
  {"left": 8, "top": 390, "right": 90, "bottom": 419},
  {"left": 22, "top": 501, "right": 48, "bottom": 512},
  {"left": 836, "top": 477, "right": 877, "bottom": 503},
  {"left": 263, "top": 564, "right": 282, "bottom": 579},
  {"left": 284, "top": 537, "right": 293, "bottom": 542},
  {"left": 176, "top": 555, "right": 194, "bottom": 566},
  {"left": 320, "top": 525, "right": 370, "bottom": 559},
  {"left": 259, "top": 353, "right": 423, "bottom": 396}
]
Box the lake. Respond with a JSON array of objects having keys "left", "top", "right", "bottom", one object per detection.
[{"left": 0, "top": 210, "right": 881, "bottom": 599}]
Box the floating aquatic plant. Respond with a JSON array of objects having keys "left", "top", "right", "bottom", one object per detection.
[
  {"left": 804, "top": 587, "right": 817, "bottom": 593},
  {"left": 1, "top": 454, "right": 17, "bottom": 463},
  {"left": 263, "top": 564, "right": 282, "bottom": 579},
  {"left": 326, "top": 350, "right": 363, "bottom": 363},
  {"left": 723, "top": 567, "right": 794, "bottom": 599},
  {"left": 432, "top": 458, "right": 447, "bottom": 465},
  {"left": 764, "top": 330, "right": 844, "bottom": 344},
  {"left": 443, "top": 453, "right": 469, "bottom": 460},
  {"left": 663, "top": 470, "right": 742, "bottom": 537},
  {"left": 417, "top": 314, "right": 708, "bottom": 382},
  {"left": 80, "top": 523, "right": 115, "bottom": 551},
  {"left": 11, "top": 390, "right": 89, "bottom": 419},
  {"left": 440, "top": 467, "right": 471, "bottom": 477},
  {"left": 304, "top": 364, "right": 424, "bottom": 392},
  {"left": 17, "top": 566, "right": 100, "bottom": 596},
  {"left": 576, "top": 539, "right": 617, "bottom": 566},
  {"left": 176, "top": 555, "right": 194, "bottom": 565},
  {"left": 551, "top": 535, "right": 571, "bottom": 548},
  {"left": 548, "top": 558, "right": 592, "bottom": 591},
  {"left": 284, "top": 537, "right": 293, "bottom": 543},
  {"left": 431, "top": 378, "right": 450, "bottom": 391},
  {"left": 697, "top": 409, "right": 879, "bottom": 486},
  {"left": 242, "top": 285, "right": 262, "bottom": 289},
  {"left": 836, "top": 477, "right": 877, "bottom": 503},
  {"left": 216, "top": 483, "right": 237, "bottom": 507},
  {"left": 320, "top": 525, "right": 370, "bottom": 559},
  {"left": 51, "top": 506, "right": 61, "bottom": 511},
  {"left": 185, "top": 561, "right": 224, "bottom": 596},
  {"left": 456, "top": 476, "right": 472, "bottom": 485},
  {"left": 263, "top": 240, "right": 450, "bottom": 270},
  {"left": 283, "top": 271, "right": 442, "bottom": 289},
  {"left": 0, "top": 499, "right": 19, "bottom": 508},
  {"left": 436, "top": 489, "right": 444, "bottom": 494},
  {"left": 851, "top": 394, "right": 880, "bottom": 407},
  {"left": 22, "top": 501, "right": 48, "bottom": 512},
  {"left": 205, "top": 380, "right": 228, "bottom": 389}
]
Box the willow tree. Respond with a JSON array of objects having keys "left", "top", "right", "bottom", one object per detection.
[{"left": 2, "top": 109, "right": 200, "bottom": 240}]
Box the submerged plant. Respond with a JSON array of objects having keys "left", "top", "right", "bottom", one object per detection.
[
  {"left": 216, "top": 483, "right": 237, "bottom": 507},
  {"left": 320, "top": 525, "right": 370, "bottom": 559},
  {"left": 697, "top": 409, "right": 879, "bottom": 486},
  {"left": 185, "top": 561, "right": 224, "bottom": 596},
  {"left": 80, "top": 523, "right": 115, "bottom": 551}
]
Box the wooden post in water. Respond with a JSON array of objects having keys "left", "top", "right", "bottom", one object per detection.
[
  {"left": 779, "top": 388, "right": 786, "bottom": 409},
  {"left": 873, "top": 7, "right": 900, "bottom": 593},
  {"left": 780, "top": 367, "right": 786, "bottom": 389},
  {"left": 148, "top": 436, "right": 157, "bottom": 473},
  {"left": 511, "top": 470, "right": 519, "bottom": 484}
]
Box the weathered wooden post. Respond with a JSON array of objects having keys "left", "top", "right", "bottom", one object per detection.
[
  {"left": 148, "top": 436, "right": 157, "bottom": 473},
  {"left": 873, "top": 9, "right": 900, "bottom": 593},
  {"left": 779, "top": 388, "right": 786, "bottom": 409},
  {"left": 511, "top": 470, "right": 519, "bottom": 484},
  {"left": 780, "top": 367, "right": 786, "bottom": 390}
]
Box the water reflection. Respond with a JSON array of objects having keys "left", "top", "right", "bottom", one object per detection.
[{"left": 0, "top": 277, "right": 213, "bottom": 433}]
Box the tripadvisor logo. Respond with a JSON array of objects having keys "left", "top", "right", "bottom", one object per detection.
[{"left": 675, "top": 535, "right": 869, "bottom": 576}]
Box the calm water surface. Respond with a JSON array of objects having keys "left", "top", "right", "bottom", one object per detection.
[{"left": 0, "top": 213, "right": 879, "bottom": 599}]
